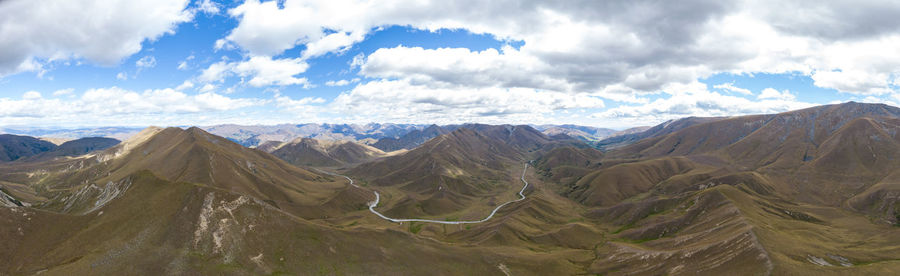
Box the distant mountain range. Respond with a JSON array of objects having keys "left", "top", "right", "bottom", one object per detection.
[
  {"left": 0, "top": 134, "right": 119, "bottom": 162},
  {"left": 0, "top": 126, "right": 142, "bottom": 141},
  {"left": 2, "top": 123, "right": 642, "bottom": 152}
]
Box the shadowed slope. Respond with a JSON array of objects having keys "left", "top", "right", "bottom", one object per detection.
[{"left": 0, "top": 134, "right": 57, "bottom": 162}]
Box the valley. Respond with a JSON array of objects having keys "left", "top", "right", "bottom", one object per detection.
[{"left": 325, "top": 162, "right": 531, "bottom": 224}]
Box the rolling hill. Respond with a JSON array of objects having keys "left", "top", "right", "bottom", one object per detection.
[
  {"left": 0, "top": 134, "right": 58, "bottom": 162},
  {"left": 349, "top": 127, "right": 526, "bottom": 218},
  {"left": 267, "top": 137, "right": 386, "bottom": 167}
]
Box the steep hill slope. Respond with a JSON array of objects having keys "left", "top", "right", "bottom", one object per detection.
[
  {"left": 0, "top": 134, "right": 58, "bottom": 162},
  {"left": 350, "top": 128, "right": 526, "bottom": 218},
  {"left": 0, "top": 170, "right": 585, "bottom": 275},
  {"left": 1, "top": 127, "right": 369, "bottom": 219},
  {"left": 603, "top": 102, "right": 900, "bottom": 210},
  {"left": 20, "top": 137, "right": 120, "bottom": 161},
  {"left": 596, "top": 116, "right": 724, "bottom": 150},
  {"left": 533, "top": 146, "right": 604, "bottom": 191}
]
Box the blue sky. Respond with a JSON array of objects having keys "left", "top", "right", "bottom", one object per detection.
[{"left": 2, "top": 0, "right": 900, "bottom": 129}]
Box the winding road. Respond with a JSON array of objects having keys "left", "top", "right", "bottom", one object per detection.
[{"left": 324, "top": 163, "right": 531, "bottom": 225}]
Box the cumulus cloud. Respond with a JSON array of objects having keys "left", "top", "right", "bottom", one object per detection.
[
  {"left": 175, "top": 81, "right": 194, "bottom": 91},
  {"left": 199, "top": 83, "right": 217, "bottom": 93},
  {"left": 713, "top": 83, "right": 753, "bottom": 95},
  {"left": 135, "top": 56, "right": 157, "bottom": 69},
  {"left": 198, "top": 56, "right": 310, "bottom": 87},
  {"left": 52, "top": 88, "right": 74, "bottom": 96},
  {"left": 196, "top": 0, "right": 220, "bottom": 15},
  {"left": 325, "top": 78, "right": 359, "bottom": 86},
  {"left": 177, "top": 55, "right": 194, "bottom": 70},
  {"left": 198, "top": 60, "right": 232, "bottom": 83},
  {"left": 757, "top": 88, "right": 796, "bottom": 101},
  {"left": 0, "top": 0, "right": 192, "bottom": 77},
  {"left": 755, "top": 0, "right": 900, "bottom": 41},
  {"left": 233, "top": 56, "right": 310, "bottom": 87},
  {"left": 22, "top": 91, "right": 41, "bottom": 100},
  {"left": 593, "top": 83, "right": 814, "bottom": 127},
  {"left": 0, "top": 87, "right": 261, "bottom": 126},
  {"left": 328, "top": 79, "right": 604, "bottom": 124},
  {"left": 361, "top": 46, "right": 567, "bottom": 91},
  {"left": 8, "top": 0, "right": 900, "bottom": 127},
  {"left": 222, "top": 0, "right": 900, "bottom": 101}
]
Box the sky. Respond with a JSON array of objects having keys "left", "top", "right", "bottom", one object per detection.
[{"left": 1, "top": 0, "right": 900, "bottom": 129}]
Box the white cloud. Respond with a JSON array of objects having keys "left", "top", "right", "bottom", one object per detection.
[
  {"left": 198, "top": 56, "right": 310, "bottom": 87},
  {"left": 136, "top": 56, "right": 157, "bottom": 69},
  {"left": 302, "top": 31, "right": 366, "bottom": 59},
  {"left": 198, "top": 60, "right": 231, "bottom": 83},
  {"left": 199, "top": 83, "right": 216, "bottom": 92},
  {"left": 593, "top": 83, "right": 814, "bottom": 127},
  {"left": 757, "top": 88, "right": 796, "bottom": 101},
  {"left": 329, "top": 79, "right": 604, "bottom": 124},
  {"left": 325, "top": 78, "right": 359, "bottom": 86},
  {"left": 79, "top": 87, "right": 258, "bottom": 114},
  {"left": 350, "top": 53, "right": 365, "bottom": 69},
  {"left": 0, "top": 87, "right": 261, "bottom": 126},
  {"left": 23, "top": 91, "right": 41, "bottom": 100},
  {"left": 233, "top": 56, "right": 310, "bottom": 87},
  {"left": 277, "top": 95, "right": 326, "bottom": 107},
  {"left": 214, "top": 39, "right": 236, "bottom": 51},
  {"left": 52, "top": 88, "right": 74, "bottom": 96},
  {"left": 116, "top": 72, "right": 128, "bottom": 80},
  {"left": 177, "top": 55, "right": 194, "bottom": 70},
  {"left": 713, "top": 82, "right": 753, "bottom": 95},
  {"left": 811, "top": 70, "right": 894, "bottom": 95},
  {"left": 223, "top": 0, "right": 739, "bottom": 95},
  {"left": 361, "top": 46, "right": 567, "bottom": 91},
  {"left": 222, "top": 0, "right": 900, "bottom": 102},
  {"left": 0, "top": 0, "right": 193, "bottom": 77},
  {"left": 196, "top": 0, "right": 220, "bottom": 15},
  {"left": 175, "top": 80, "right": 194, "bottom": 91}
]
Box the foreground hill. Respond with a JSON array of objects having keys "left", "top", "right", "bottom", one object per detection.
[
  {"left": 0, "top": 127, "right": 371, "bottom": 219},
  {"left": 0, "top": 164, "right": 577, "bottom": 274},
  {"left": 0, "top": 126, "right": 599, "bottom": 275},
  {"left": 603, "top": 102, "right": 900, "bottom": 216},
  {"left": 525, "top": 102, "right": 900, "bottom": 274}
]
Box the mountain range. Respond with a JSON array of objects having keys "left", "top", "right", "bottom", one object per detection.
[
  {"left": 3, "top": 123, "right": 638, "bottom": 152},
  {"left": 1, "top": 102, "right": 898, "bottom": 275}
]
